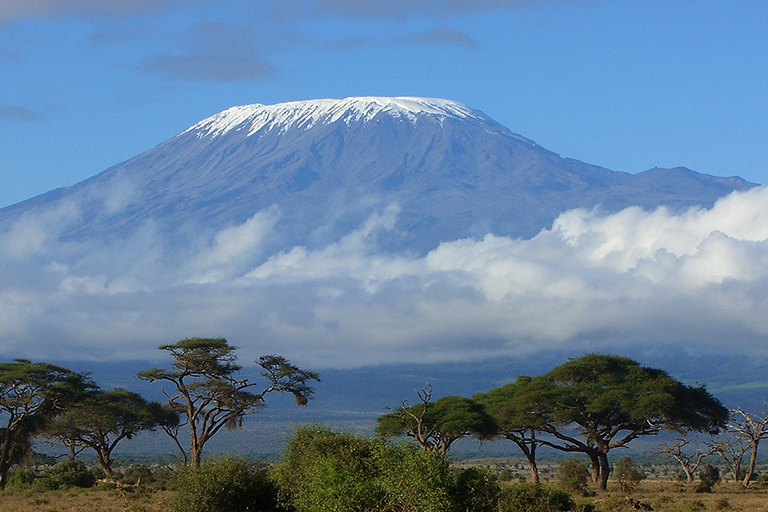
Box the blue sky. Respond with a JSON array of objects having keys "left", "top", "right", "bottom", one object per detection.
[{"left": 1, "top": 0, "right": 767, "bottom": 209}]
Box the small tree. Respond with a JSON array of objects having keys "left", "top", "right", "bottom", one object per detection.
[
  {"left": 613, "top": 456, "right": 645, "bottom": 493},
  {"left": 0, "top": 359, "right": 92, "bottom": 488},
  {"left": 558, "top": 457, "right": 591, "bottom": 494},
  {"left": 138, "top": 338, "right": 319, "bottom": 467},
  {"left": 474, "top": 375, "right": 548, "bottom": 484},
  {"left": 725, "top": 408, "right": 768, "bottom": 486},
  {"left": 695, "top": 464, "right": 720, "bottom": 493},
  {"left": 710, "top": 430, "right": 750, "bottom": 483},
  {"left": 652, "top": 435, "right": 712, "bottom": 483},
  {"left": 376, "top": 386, "right": 496, "bottom": 455},
  {"left": 44, "top": 388, "right": 176, "bottom": 476}
]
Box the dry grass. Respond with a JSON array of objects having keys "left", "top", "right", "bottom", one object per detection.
[
  {"left": 577, "top": 480, "right": 768, "bottom": 512},
  {"left": 1, "top": 475, "right": 767, "bottom": 511},
  {"left": 0, "top": 486, "right": 172, "bottom": 512}
]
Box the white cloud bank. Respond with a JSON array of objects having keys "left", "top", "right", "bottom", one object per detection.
[{"left": 2, "top": 187, "right": 768, "bottom": 368}]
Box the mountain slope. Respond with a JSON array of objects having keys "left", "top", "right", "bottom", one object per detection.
[{"left": 0, "top": 97, "right": 755, "bottom": 253}]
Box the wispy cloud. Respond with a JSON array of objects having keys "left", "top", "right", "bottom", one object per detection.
[
  {"left": 137, "top": 22, "right": 276, "bottom": 82},
  {"left": 272, "top": 0, "right": 546, "bottom": 20},
  {"left": 2, "top": 186, "right": 768, "bottom": 367},
  {"left": 0, "top": 103, "right": 44, "bottom": 121},
  {"left": 0, "top": 0, "right": 202, "bottom": 23},
  {"left": 400, "top": 26, "right": 479, "bottom": 48}
]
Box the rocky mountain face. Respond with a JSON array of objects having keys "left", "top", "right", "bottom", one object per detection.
[{"left": 0, "top": 97, "right": 755, "bottom": 254}]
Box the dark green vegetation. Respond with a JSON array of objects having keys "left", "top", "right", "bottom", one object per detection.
[{"left": 3, "top": 350, "right": 768, "bottom": 511}]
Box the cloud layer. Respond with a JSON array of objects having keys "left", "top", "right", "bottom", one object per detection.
[{"left": 2, "top": 186, "right": 768, "bottom": 368}]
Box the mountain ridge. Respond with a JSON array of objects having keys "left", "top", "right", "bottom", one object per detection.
[{"left": 0, "top": 96, "right": 756, "bottom": 254}]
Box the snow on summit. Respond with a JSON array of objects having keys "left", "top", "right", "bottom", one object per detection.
[{"left": 186, "top": 97, "right": 484, "bottom": 139}]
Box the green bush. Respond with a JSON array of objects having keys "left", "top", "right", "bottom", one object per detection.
[
  {"left": 450, "top": 466, "right": 499, "bottom": 512},
  {"left": 40, "top": 459, "right": 96, "bottom": 489},
  {"left": 123, "top": 464, "right": 154, "bottom": 485},
  {"left": 273, "top": 425, "right": 500, "bottom": 512},
  {"left": 377, "top": 443, "right": 455, "bottom": 512},
  {"left": 168, "top": 456, "right": 279, "bottom": 512},
  {"left": 272, "top": 425, "right": 386, "bottom": 512},
  {"left": 558, "top": 457, "right": 591, "bottom": 495},
  {"left": 6, "top": 468, "right": 36, "bottom": 488},
  {"left": 613, "top": 456, "right": 645, "bottom": 494},
  {"left": 498, "top": 483, "right": 574, "bottom": 512},
  {"left": 694, "top": 464, "right": 719, "bottom": 493}
]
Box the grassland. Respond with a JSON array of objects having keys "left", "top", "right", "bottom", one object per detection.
[{"left": 1, "top": 458, "right": 767, "bottom": 512}]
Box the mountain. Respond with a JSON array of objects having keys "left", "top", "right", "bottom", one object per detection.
[{"left": 0, "top": 97, "right": 755, "bottom": 254}]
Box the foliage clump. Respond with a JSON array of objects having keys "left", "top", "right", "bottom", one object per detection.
[
  {"left": 497, "top": 482, "right": 575, "bottom": 512},
  {"left": 613, "top": 456, "right": 645, "bottom": 493},
  {"left": 40, "top": 459, "right": 96, "bottom": 489},
  {"left": 272, "top": 425, "right": 499, "bottom": 512},
  {"left": 169, "top": 456, "right": 279, "bottom": 512},
  {"left": 694, "top": 464, "right": 720, "bottom": 493},
  {"left": 558, "top": 457, "right": 591, "bottom": 495}
]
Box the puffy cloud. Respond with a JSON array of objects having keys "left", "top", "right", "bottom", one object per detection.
[{"left": 2, "top": 187, "right": 768, "bottom": 367}]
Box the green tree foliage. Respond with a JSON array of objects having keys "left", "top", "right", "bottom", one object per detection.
[
  {"left": 273, "top": 425, "right": 499, "bottom": 512},
  {"left": 558, "top": 457, "right": 591, "bottom": 495},
  {"left": 0, "top": 359, "right": 93, "bottom": 488},
  {"left": 376, "top": 385, "right": 497, "bottom": 455},
  {"left": 137, "top": 338, "right": 319, "bottom": 467},
  {"left": 474, "top": 375, "right": 548, "bottom": 484},
  {"left": 484, "top": 354, "right": 727, "bottom": 491},
  {"left": 613, "top": 456, "right": 645, "bottom": 493},
  {"left": 169, "top": 456, "right": 279, "bottom": 512},
  {"left": 44, "top": 388, "right": 176, "bottom": 476}
]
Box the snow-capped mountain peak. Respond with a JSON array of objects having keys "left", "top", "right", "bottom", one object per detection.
[{"left": 185, "top": 96, "right": 485, "bottom": 139}]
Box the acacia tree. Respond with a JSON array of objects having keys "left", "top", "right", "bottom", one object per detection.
[
  {"left": 137, "top": 338, "right": 319, "bottom": 467},
  {"left": 480, "top": 354, "right": 727, "bottom": 491},
  {"left": 376, "top": 386, "right": 496, "bottom": 455},
  {"left": 710, "top": 429, "right": 750, "bottom": 483},
  {"left": 474, "top": 376, "right": 549, "bottom": 484},
  {"left": 0, "top": 359, "right": 92, "bottom": 488},
  {"left": 44, "top": 388, "right": 176, "bottom": 476},
  {"left": 532, "top": 354, "right": 728, "bottom": 491},
  {"left": 725, "top": 408, "right": 768, "bottom": 486},
  {"left": 652, "top": 435, "right": 712, "bottom": 483}
]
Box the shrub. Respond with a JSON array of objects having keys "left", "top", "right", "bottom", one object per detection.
[
  {"left": 713, "top": 496, "right": 730, "bottom": 510},
  {"left": 168, "top": 456, "right": 279, "bottom": 512},
  {"left": 613, "top": 456, "right": 645, "bottom": 494},
  {"left": 123, "top": 464, "right": 153, "bottom": 485},
  {"left": 450, "top": 466, "right": 499, "bottom": 512},
  {"left": 694, "top": 464, "right": 720, "bottom": 493},
  {"left": 6, "top": 468, "right": 35, "bottom": 488},
  {"left": 498, "top": 482, "right": 574, "bottom": 512},
  {"left": 273, "top": 425, "right": 501, "bottom": 512},
  {"left": 40, "top": 459, "right": 96, "bottom": 489},
  {"left": 558, "top": 457, "right": 591, "bottom": 495},
  {"left": 272, "top": 425, "right": 386, "bottom": 512}
]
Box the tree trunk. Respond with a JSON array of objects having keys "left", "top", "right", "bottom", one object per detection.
[
  {"left": 525, "top": 451, "right": 540, "bottom": 485},
  {"left": 96, "top": 448, "right": 114, "bottom": 476},
  {"left": 0, "top": 433, "right": 14, "bottom": 490},
  {"left": 596, "top": 453, "right": 610, "bottom": 491},
  {"left": 743, "top": 441, "right": 759, "bottom": 487},
  {"left": 587, "top": 452, "right": 600, "bottom": 487}
]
